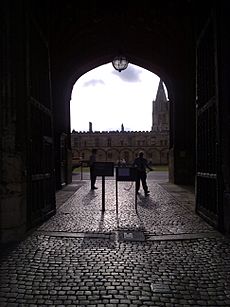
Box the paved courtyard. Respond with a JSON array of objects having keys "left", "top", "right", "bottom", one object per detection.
[{"left": 1, "top": 177, "right": 230, "bottom": 306}]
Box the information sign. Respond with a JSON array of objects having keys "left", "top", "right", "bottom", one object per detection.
[
  {"left": 116, "top": 167, "right": 137, "bottom": 181},
  {"left": 94, "top": 162, "right": 114, "bottom": 177}
]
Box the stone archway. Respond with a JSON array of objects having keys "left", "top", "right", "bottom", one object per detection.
[{"left": 6, "top": 0, "right": 224, "bottom": 242}]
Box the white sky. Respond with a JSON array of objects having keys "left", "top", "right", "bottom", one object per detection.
[{"left": 70, "top": 63, "right": 162, "bottom": 132}]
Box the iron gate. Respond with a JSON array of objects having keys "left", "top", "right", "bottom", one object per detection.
[
  {"left": 196, "top": 15, "right": 222, "bottom": 229},
  {"left": 27, "top": 17, "right": 56, "bottom": 228}
]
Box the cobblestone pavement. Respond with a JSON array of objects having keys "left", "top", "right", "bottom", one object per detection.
[
  {"left": 38, "top": 180, "right": 213, "bottom": 235},
  {"left": 1, "top": 180, "right": 230, "bottom": 307}
]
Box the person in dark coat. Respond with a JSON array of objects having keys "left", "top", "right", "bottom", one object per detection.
[
  {"left": 133, "top": 151, "right": 153, "bottom": 196},
  {"left": 89, "top": 149, "right": 98, "bottom": 190}
]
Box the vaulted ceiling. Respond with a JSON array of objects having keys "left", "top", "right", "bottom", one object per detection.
[
  {"left": 36, "top": 0, "right": 208, "bottom": 95},
  {"left": 28, "top": 0, "right": 211, "bottom": 107}
]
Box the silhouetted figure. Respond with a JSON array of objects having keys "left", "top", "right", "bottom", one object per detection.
[
  {"left": 133, "top": 151, "right": 153, "bottom": 196},
  {"left": 121, "top": 158, "right": 127, "bottom": 167},
  {"left": 89, "top": 149, "right": 98, "bottom": 190},
  {"left": 118, "top": 158, "right": 126, "bottom": 167}
]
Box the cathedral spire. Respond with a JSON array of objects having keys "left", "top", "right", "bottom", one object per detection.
[
  {"left": 151, "top": 79, "right": 169, "bottom": 132},
  {"left": 155, "top": 79, "right": 167, "bottom": 102}
]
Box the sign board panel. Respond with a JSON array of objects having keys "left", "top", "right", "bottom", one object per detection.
[
  {"left": 94, "top": 162, "right": 114, "bottom": 177},
  {"left": 116, "top": 167, "right": 137, "bottom": 181}
]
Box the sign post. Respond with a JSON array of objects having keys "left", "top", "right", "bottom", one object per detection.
[
  {"left": 102, "top": 176, "right": 105, "bottom": 212},
  {"left": 94, "top": 162, "right": 114, "bottom": 212}
]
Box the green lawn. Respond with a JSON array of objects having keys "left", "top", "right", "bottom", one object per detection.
[
  {"left": 73, "top": 166, "right": 90, "bottom": 173},
  {"left": 153, "top": 165, "right": 168, "bottom": 171}
]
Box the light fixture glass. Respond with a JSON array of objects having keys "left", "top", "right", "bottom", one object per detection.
[{"left": 112, "top": 55, "right": 128, "bottom": 72}]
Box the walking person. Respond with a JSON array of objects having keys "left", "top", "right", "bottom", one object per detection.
[
  {"left": 133, "top": 151, "right": 153, "bottom": 196},
  {"left": 89, "top": 149, "right": 98, "bottom": 190}
]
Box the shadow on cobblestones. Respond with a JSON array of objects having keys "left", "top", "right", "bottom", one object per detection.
[
  {"left": 137, "top": 194, "right": 157, "bottom": 208},
  {"left": 82, "top": 191, "right": 100, "bottom": 206},
  {"left": 1, "top": 234, "right": 230, "bottom": 306},
  {"left": 37, "top": 180, "right": 217, "bottom": 237},
  {"left": 2, "top": 179, "right": 230, "bottom": 306}
]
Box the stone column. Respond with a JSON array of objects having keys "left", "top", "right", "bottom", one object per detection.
[
  {"left": 168, "top": 76, "right": 196, "bottom": 185},
  {"left": 0, "top": 2, "right": 27, "bottom": 243}
]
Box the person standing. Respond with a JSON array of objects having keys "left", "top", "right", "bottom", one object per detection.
[
  {"left": 89, "top": 149, "right": 98, "bottom": 190},
  {"left": 133, "top": 151, "right": 153, "bottom": 196}
]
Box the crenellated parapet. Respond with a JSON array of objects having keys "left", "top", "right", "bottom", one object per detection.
[{"left": 72, "top": 130, "right": 168, "bottom": 135}]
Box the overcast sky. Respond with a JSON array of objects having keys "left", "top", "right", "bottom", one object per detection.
[{"left": 70, "top": 63, "right": 162, "bottom": 132}]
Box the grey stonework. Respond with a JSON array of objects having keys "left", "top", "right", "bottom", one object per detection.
[{"left": 71, "top": 131, "right": 169, "bottom": 166}]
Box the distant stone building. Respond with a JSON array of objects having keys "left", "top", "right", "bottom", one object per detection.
[
  {"left": 71, "top": 79, "right": 169, "bottom": 165},
  {"left": 152, "top": 79, "right": 169, "bottom": 132}
]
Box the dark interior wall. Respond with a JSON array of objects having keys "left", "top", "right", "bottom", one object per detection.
[
  {"left": 219, "top": 1, "right": 230, "bottom": 232},
  {"left": 0, "top": 0, "right": 28, "bottom": 242},
  {"left": 0, "top": 0, "right": 204, "bottom": 242}
]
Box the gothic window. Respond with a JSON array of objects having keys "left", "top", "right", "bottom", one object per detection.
[
  {"left": 151, "top": 137, "right": 156, "bottom": 146},
  {"left": 108, "top": 138, "right": 111, "bottom": 146},
  {"left": 95, "top": 138, "right": 99, "bottom": 146},
  {"left": 74, "top": 138, "right": 79, "bottom": 147}
]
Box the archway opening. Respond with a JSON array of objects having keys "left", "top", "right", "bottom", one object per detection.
[
  {"left": 69, "top": 62, "right": 169, "bottom": 182},
  {"left": 70, "top": 63, "right": 167, "bottom": 132}
]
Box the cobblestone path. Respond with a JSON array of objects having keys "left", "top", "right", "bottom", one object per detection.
[
  {"left": 1, "top": 180, "right": 230, "bottom": 306},
  {"left": 39, "top": 181, "right": 213, "bottom": 235}
]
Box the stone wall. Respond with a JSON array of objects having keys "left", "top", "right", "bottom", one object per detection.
[{"left": 71, "top": 130, "right": 169, "bottom": 165}]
